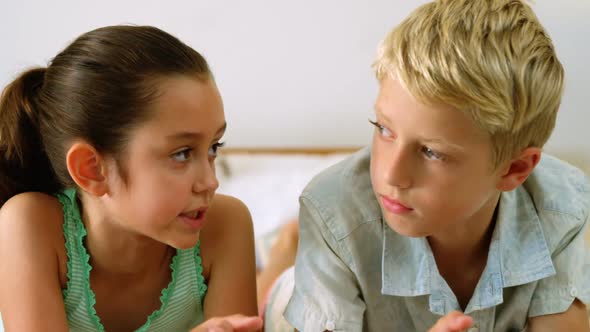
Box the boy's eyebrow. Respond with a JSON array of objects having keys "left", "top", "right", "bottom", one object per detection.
[
  {"left": 166, "top": 122, "right": 227, "bottom": 140},
  {"left": 420, "top": 137, "right": 466, "bottom": 152},
  {"left": 374, "top": 108, "right": 466, "bottom": 152},
  {"left": 374, "top": 107, "right": 389, "bottom": 123}
]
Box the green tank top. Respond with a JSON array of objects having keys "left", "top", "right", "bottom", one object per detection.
[{"left": 57, "top": 188, "right": 208, "bottom": 331}]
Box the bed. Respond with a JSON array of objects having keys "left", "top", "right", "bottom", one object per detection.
[{"left": 214, "top": 147, "right": 358, "bottom": 268}]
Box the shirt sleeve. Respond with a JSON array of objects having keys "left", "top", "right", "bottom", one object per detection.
[
  {"left": 528, "top": 210, "right": 590, "bottom": 317},
  {"left": 283, "top": 194, "right": 365, "bottom": 331}
]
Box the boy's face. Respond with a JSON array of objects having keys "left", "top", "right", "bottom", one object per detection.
[{"left": 370, "top": 78, "right": 504, "bottom": 239}]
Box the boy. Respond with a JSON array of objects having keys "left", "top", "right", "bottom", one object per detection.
[{"left": 283, "top": 0, "right": 590, "bottom": 331}]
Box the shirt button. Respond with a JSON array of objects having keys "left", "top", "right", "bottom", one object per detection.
[
  {"left": 325, "top": 320, "right": 335, "bottom": 331},
  {"left": 571, "top": 287, "right": 578, "bottom": 297}
]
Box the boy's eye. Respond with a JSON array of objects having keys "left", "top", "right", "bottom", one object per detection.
[
  {"left": 369, "top": 119, "right": 393, "bottom": 138},
  {"left": 208, "top": 141, "right": 225, "bottom": 158},
  {"left": 171, "top": 148, "right": 193, "bottom": 162},
  {"left": 422, "top": 146, "right": 443, "bottom": 160}
]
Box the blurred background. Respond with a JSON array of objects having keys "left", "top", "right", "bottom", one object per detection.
[
  {"left": 0, "top": 0, "right": 589, "bottom": 172},
  {"left": 0, "top": 2, "right": 589, "bottom": 329}
]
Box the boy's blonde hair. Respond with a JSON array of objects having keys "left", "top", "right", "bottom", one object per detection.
[{"left": 374, "top": 0, "right": 564, "bottom": 167}]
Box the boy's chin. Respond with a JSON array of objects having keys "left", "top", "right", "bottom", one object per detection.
[{"left": 383, "top": 215, "right": 428, "bottom": 238}]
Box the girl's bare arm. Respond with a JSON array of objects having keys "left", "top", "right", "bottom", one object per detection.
[
  {"left": 200, "top": 194, "right": 259, "bottom": 318},
  {"left": 0, "top": 193, "right": 69, "bottom": 331}
]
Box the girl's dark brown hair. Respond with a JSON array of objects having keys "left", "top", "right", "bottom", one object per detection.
[{"left": 0, "top": 25, "right": 211, "bottom": 206}]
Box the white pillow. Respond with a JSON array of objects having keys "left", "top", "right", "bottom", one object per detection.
[{"left": 216, "top": 153, "right": 351, "bottom": 238}]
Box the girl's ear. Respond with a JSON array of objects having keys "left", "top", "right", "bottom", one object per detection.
[
  {"left": 66, "top": 142, "right": 108, "bottom": 196},
  {"left": 496, "top": 147, "right": 542, "bottom": 192}
]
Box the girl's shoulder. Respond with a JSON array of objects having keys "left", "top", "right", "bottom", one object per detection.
[
  {"left": 201, "top": 193, "right": 253, "bottom": 241},
  {"left": 0, "top": 192, "right": 68, "bottom": 286},
  {"left": 199, "top": 193, "right": 254, "bottom": 268},
  {"left": 194, "top": 194, "right": 259, "bottom": 315},
  {"left": 0, "top": 192, "right": 65, "bottom": 235},
  {"left": 207, "top": 193, "right": 251, "bottom": 224}
]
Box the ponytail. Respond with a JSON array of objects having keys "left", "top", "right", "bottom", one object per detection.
[
  {"left": 2, "top": 26, "right": 214, "bottom": 206},
  {"left": 0, "top": 68, "right": 60, "bottom": 206}
]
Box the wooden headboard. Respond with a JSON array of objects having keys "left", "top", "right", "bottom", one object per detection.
[{"left": 220, "top": 146, "right": 363, "bottom": 155}]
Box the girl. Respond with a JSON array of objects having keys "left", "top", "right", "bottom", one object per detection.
[{"left": 0, "top": 25, "right": 262, "bottom": 332}]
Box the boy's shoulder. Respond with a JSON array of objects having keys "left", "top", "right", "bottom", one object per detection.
[
  {"left": 301, "top": 147, "right": 382, "bottom": 239},
  {"left": 524, "top": 153, "right": 590, "bottom": 220},
  {"left": 522, "top": 154, "right": 590, "bottom": 252}
]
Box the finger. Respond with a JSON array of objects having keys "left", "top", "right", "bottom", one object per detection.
[
  {"left": 449, "top": 314, "right": 473, "bottom": 331},
  {"left": 191, "top": 318, "right": 232, "bottom": 332},
  {"left": 223, "top": 315, "right": 263, "bottom": 331},
  {"left": 429, "top": 311, "right": 473, "bottom": 332},
  {"left": 205, "top": 319, "right": 233, "bottom": 332},
  {"left": 206, "top": 328, "right": 226, "bottom": 332}
]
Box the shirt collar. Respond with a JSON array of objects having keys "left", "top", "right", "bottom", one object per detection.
[{"left": 381, "top": 185, "right": 555, "bottom": 314}]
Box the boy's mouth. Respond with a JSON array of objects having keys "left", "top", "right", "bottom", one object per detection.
[{"left": 380, "top": 195, "right": 413, "bottom": 214}]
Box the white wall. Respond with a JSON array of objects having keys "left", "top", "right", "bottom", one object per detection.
[{"left": 1, "top": 0, "right": 588, "bottom": 166}]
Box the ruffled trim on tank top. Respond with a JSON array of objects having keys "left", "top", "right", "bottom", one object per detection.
[
  {"left": 135, "top": 253, "right": 180, "bottom": 332},
  {"left": 58, "top": 188, "right": 184, "bottom": 332},
  {"left": 193, "top": 242, "right": 208, "bottom": 303},
  {"left": 57, "top": 188, "right": 77, "bottom": 301}
]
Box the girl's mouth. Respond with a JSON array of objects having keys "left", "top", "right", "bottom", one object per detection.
[{"left": 179, "top": 208, "right": 208, "bottom": 229}]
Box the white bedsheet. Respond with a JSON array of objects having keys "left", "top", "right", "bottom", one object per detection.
[{"left": 215, "top": 153, "right": 351, "bottom": 238}]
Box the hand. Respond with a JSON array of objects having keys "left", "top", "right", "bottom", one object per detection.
[
  {"left": 428, "top": 311, "right": 474, "bottom": 332},
  {"left": 190, "top": 314, "right": 263, "bottom": 332}
]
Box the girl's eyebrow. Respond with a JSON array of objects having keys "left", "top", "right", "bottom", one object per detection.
[
  {"left": 217, "top": 122, "right": 227, "bottom": 134},
  {"left": 165, "top": 122, "right": 227, "bottom": 141}
]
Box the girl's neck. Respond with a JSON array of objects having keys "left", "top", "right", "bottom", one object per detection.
[{"left": 79, "top": 194, "right": 174, "bottom": 278}]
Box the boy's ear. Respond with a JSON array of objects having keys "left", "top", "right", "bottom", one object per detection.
[
  {"left": 66, "top": 142, "right": 108, "bottom": 196},
  {"left": 496, "top": 147, "right": 542, "bottom": 192}
]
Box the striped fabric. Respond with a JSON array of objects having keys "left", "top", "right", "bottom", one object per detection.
[{"left": 57, "top": 188, "right": 207, "bottom": 331}]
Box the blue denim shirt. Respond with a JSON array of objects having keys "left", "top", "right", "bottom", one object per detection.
[{"left": 284, "top": 147, "right": 590, "bottom": 331}]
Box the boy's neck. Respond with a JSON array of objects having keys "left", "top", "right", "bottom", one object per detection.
[
  {"left": 427, "top": 193, "right": 500, "bottom": 271},
  {"left": 427, "top": 193, "right": 500, "bottom": 310}
]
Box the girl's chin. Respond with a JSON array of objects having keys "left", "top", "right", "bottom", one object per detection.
[{"left": 168, "top": 234, "right": 200, "bottom": 250}]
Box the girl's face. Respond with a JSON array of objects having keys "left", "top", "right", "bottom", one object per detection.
[{"left": 102, "top": 76, "right": 226, "bottom": 249}]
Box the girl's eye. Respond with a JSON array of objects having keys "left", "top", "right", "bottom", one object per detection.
[
  {"left": 208, "top": 141, "right": 225, "bottom": 158},
  {"left": 171, "top": 148, "right": 192, "bottom": 162},
  {"left": 369, "top": 120, "right": 393, "bottom": 138},
  {"left": 422, "top": 146, "right": 444, "bottom": 160}
]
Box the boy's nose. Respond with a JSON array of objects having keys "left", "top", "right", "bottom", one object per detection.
[{"left": 385, "top": 147, "right": 413, "bottom": 189}]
